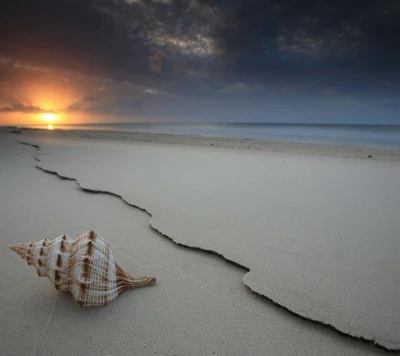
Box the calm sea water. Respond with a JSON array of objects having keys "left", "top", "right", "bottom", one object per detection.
[{"left": 24, "top": 123, "right": 400, "bottom": 148}]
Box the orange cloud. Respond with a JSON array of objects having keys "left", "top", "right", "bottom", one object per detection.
[{"left": 0, "top": 103, "right": 56, "bottom": 114}]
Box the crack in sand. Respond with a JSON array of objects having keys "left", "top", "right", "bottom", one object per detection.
[
  {"left": 115, "top": 240, "right": 271, "bottom": 325},
  {"left": 19, "top": 141, "right": 399, "bottom": 352}
]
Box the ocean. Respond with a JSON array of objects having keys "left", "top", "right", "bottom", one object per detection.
[{"left": 21, "top": 123, "right": 400, "bottom": 148}]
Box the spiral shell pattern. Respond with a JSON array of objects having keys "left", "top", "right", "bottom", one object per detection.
[{"left": 10, "top": 230, "right": 156, "bottom": 307}]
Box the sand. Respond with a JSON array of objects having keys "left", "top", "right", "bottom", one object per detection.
[{"left": 1, "top": 128, "right": 399, "bottom": 355}]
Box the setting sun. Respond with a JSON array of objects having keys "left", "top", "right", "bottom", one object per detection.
[{"left": 42, "top": 112, "right": 57, "bottom": 122}]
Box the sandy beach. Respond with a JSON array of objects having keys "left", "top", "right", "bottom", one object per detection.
[{"left": 1, "top": 128, "right": 399, "bottom": 356}]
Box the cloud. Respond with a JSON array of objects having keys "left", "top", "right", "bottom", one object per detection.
[
  {"left": 84, "top": 96, "right": 96, "bottom": 101},
  {"left": 277, "top": 20, "right": 363, "bottom": 59},
  {"left": 0, "top": 103, "right": 55, "bottom": 114},
  {"left": 0, "top": 0, "right": 399, "bottom": 124},
  {"left": 0, "top": 0, "right": 151, "bottom": 84},
  {"left": 148, "top": 51, "right": 165, "bottom": 73},
  {"left": 143, "top": 88, "right": 158, "bottom": 94},
  {"left": 94, "top": 87, "right": 108, "bottom": 92},
  {"left": 223, "top": 83, "right": 249, "bottom": 93},
  {"left": 2, "top": 0, "right": 397, "bottom": 96}
]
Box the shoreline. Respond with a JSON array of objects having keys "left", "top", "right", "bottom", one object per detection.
[{"left": 6, "top": 127, "right": 400, "bottom": 161}]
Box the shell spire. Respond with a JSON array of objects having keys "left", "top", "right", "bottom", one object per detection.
[
  {"left": 10, "top": 243, "right": 29, "bottom": 259},
  {"left": 10, "top": 238, "right": 51, "bottom": 277},
  {"left": 10, "top": 230, "right": 156, "bottom": 307}
]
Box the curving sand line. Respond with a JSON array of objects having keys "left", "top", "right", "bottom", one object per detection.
[{"left": 16, "top": 130, "right": 400, "bottom": 350}]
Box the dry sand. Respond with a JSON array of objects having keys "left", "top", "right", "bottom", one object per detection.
[{"left": 1, "top": 128, "right": 399, "bottom": 355}]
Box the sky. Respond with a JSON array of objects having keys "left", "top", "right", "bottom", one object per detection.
[{"left": 0, "top": 0, "right": 399, "bottom": 126}]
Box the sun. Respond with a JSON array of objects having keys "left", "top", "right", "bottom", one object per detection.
[{"left": 41, "top": 112, "right": 57, "bottom": 123}]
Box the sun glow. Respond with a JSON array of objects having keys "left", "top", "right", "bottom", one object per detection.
[
  {"left": 47, "top": 124, "right": 54, "bottom": 130},
  {"left": 42, "top": 112, "right": 57, "bottom": 123}
]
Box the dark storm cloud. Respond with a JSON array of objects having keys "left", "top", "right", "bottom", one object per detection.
[
  {"left": 0, "top": 0, "right": 399, "bottom": 123},
  {"left": 0, "top": 0, "right": 151, "bottom": 84},
  {"left": 0, "top": 103, "right": 55, "bottom": 114},
  {"left": 1, "top": 0, "right": 399, "bottom": 89},
  {"left": 212, "top": 0, "right": 400, "bottom": 86}
]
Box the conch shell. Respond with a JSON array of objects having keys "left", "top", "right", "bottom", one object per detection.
[{"left": 10, "top": 230, "right": 156, "bottom": 307}]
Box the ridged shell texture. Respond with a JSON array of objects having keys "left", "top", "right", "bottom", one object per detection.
[{"left": 10, "top": 230, "right": 156, "bottom": 307}]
